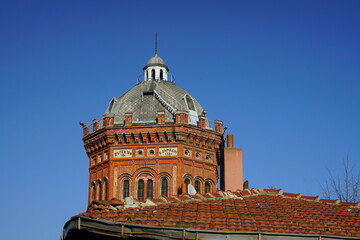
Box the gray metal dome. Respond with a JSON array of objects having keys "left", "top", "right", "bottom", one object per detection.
[
  {"left": 104, "top": 80, "right": 207, "bottom": 126},
  {"left": 143, "top": 54, "right": 169, "bottom": 71}
]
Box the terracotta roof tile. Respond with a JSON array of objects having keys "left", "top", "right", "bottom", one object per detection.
[{"left": 79, "top": 188, "right": 360, "bottom": 238}]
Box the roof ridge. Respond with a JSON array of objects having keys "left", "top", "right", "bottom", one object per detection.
[
  {"left": 253, "top": 188, "right": 359, "bottom": 206},
  {"left": 85, "top": 188, "right": 359, "bottom": 213}
]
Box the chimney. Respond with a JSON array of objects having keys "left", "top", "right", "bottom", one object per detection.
[
  {"left": 221, "top": 134, "right": 243, "bottom": 191},
  {"left": 103, "top": 114, "right": 114, "bottom": 127},
  {"left": 92, "top": 119, "right": 99, "bottom": 132},
  {"left": 83, "top": 125, "right": 89, "bottom": 136},
  {"left": 214, "top": 120, "right": 223, "bottom": 133},
  {"left": 124, "top": 113, "right": 133, "bottom": 126},
  {"left": 175, "top": 110, "right": 189, "bottom": 124},
  {"left": 199, "top": 116, "right": 207, "bottom": 129},
  {"left": 157, "top": 111, "right": 165, "bottom": 124}
]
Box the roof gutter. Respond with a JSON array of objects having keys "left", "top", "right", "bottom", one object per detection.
[{"left": 62, "top": 216, "right": 359, "bottom": 240}]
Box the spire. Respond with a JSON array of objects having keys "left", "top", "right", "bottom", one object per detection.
[
  {"left": 143, "top": 33, "right": 169, "bottom": 81},
  {"left": 155, "top": 32, "right": 158, "bottom": 55}
]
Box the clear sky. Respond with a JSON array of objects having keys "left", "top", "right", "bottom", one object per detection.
[{"left": 0, "top": 0, "right": 359, "bottom": 239}]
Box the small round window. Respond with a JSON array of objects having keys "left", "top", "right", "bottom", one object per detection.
[
  {"left": 148, "top": 149, "right": 155, "bottom": 156},
  {"left": 195, "top": 152, "right": 201, "bottom": 159}
]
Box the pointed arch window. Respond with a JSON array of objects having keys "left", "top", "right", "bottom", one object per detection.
[
  {"left": 205, "top": 182, "right": 211, "bottom": 193},
  {"left": 147, "top": 179, "right": 153, "bottom": 199},
  {"left": 138, "top": 179, "right": 144, "bottom": 200},
  {"left": 195, "top": 180, "right": 201, "bottom": 193},
  {"left": 123, "top": 180, "right": 130, "bottom": 199},
  {"left": 161, "top": 178, "right": 168, "bottom": 197}
]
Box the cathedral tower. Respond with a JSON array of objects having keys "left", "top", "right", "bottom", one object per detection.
[{"left": 81, "top": 51, "right": 232, "bottom": 204}]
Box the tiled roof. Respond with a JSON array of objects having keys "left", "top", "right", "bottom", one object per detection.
[{"left": 78, "top": 188, "right": 360, "bottom": 238}]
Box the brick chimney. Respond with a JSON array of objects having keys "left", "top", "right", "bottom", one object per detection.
[
  {"left": 103, "top": 114, "right": 114, "bottom": 127},
  {"left": 157, "top": 111, "right": 165, "bottom": 124},
  {"left": 92, "top": 119, "right": 99, "bottom": 132},
  {"left": 124, "top": 113, "right": 133, "bottom": 126},
  {"left": 221, "top": 134, "right": 243, "bottom": 191}
]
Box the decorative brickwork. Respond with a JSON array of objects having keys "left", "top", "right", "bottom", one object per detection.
[{"left": 84, "top": 122, "right": 222, "bottom": 203}]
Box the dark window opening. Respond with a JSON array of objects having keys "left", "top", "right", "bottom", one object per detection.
[
  {"left": 151, "top": 69, "right": 155, "bottom": 80},
  {"left": 123, "top": 180, "right": 130, "bottom": 199},
  {"left": 160, "top": 70, "right": 163, "bottom": 80},
  {"left": 205, "top": 182, "right": 211, "bottom": 193},
  {"left": 184, "top": 178, "right": 190, "bottom": 185},
  {"left": 138, "top": 179, "right": 144, "bottom": 200},
  {"left": 147, "top": 179, "right": 153, "bottom": 199},
  {"left": 161, "top": 178, "right": 168, "bottom": 196},
  {"left": 195, "top": 180, "right": 201, "bottom": 193}
]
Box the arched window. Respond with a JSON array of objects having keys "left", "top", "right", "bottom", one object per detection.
[
  {"left": 97, "top": 181, "right": 102, "bottom": 201},
  {"left": 147, "top": 179, "right": 153, "bottom": 199},
  {"left": 151, "top": 69, "right": 155, "bottom": 80},
  {"left": 205, "top": 182, "right": 211, "bottom": 193},
  {"left": 102, "top": 180, "right": 107, "bottom": 200},
  {"left": 161, "top": 178, "right": 168, "bottom": 196},
  {"left": 184, "top": 178, "right": 190, "bottom": 185},
  {"left": 123, "top": 180, "right": 130, "bottom": 199},
  {"left": 160, "top": 69, "right": 163, "bottom": 80},
  {"left": 195, "top": 180, "right": 201, "bottom": 193},
  {"left": 138, "top": 179, "right": 144, "bottom": 200},
  {"left": 90, "top": 183, "right": 95, "bottom": 202}
]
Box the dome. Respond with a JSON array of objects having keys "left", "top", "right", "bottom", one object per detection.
[
  {"left": 104, "top": 80, "right": 208, "bottom": 126},
  {"left": 143, "top": 54, "right": 169, "bottom": 71}
]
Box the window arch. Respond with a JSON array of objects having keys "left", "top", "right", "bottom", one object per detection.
[
  {"left": 195, "top": 180, "right": 201, "bottom": 193},
  {"left": 96, "top": 180, "right": 102, "bottom": 201},
  {"left": 102, "top": 179, "right": 108, "bottom": 200},
  {"left": 90, "top": 183, "right": 95, "bottom": 202},
  {"left": 184, "top": 178, "right": 190, "bottom": 185},
  {"left": 108, "top": 98, "right": 116, "bottom": 113},
  {"left": 138, "top": 179, "right": 144, "bottom": 200},
  {"left": 205, "top": 181, "right": 211, "bottom": 193},
  {"left": 161, "top": 178, "right": 168, "bottom": 196},
  {"left": 151, "top": 69, "right": 155, "bottom": 80},
  {"left": 185, "top": 95, "right": 196, "bottom": 111},
  {"left": 123, "top": 179, "right": 130, "bottom": 199},
  {"left": 147, "top": 179, "right": 153, "bottom": 199}
]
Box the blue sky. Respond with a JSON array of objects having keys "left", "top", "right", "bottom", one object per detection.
[{"left": 0, "top": 0, "right": 359, "bottom": 239}]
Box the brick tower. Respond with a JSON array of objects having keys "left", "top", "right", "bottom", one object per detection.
[{"left": 81, "top": 52, "right": 228, "bottom": 204}]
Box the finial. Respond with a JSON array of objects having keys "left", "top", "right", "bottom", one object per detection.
[{"left": 155, "top": 32, "right": 158, "bottom": 55}]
